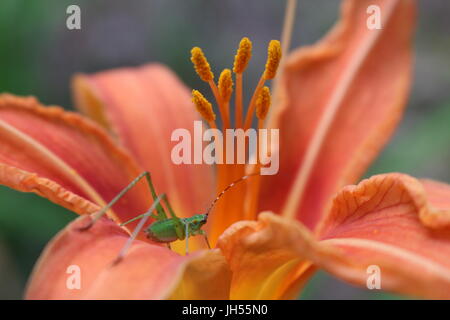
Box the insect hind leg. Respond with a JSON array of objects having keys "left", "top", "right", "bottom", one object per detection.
[
  {"left": 78, "top": 171, "right": 166, "bottom": 231},
  {"left": 111, "top": 194, "right": 165, "bottom": 266}
]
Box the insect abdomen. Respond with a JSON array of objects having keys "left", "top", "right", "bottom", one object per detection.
[{"left": 145, "top": 219, "right": 181, "bottom": 243}]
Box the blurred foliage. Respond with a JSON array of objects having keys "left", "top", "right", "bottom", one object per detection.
[
  {"left": 0, "top": 0, "right": 449, "bottom": 299},
  {"left": 368, "top": 102, "right": 450, "bottom": 179}
]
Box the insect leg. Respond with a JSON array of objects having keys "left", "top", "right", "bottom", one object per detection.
[
  {"left": 111, "top": 194, "right": 164, "bottom": 265},
  {"left": 119, "top": 211, "right": 159, "bottom": 227},
  {"left": 80, "top": 171, "right": 165, "bottom": 231},
  {"left": 161, "top": 194, "right": 185, "bottom": 240},
  {"left": 185, "top": 221, "right": 190, "bottom": 255},
  {"left": 198, "top": 230, "right": 211, "bottom": 249},
  {"left": 143, "top": 172, "right": 167, "bottom": 221},
  {"left": 118, "top": 172, "right": 170, "bottom": 228}
]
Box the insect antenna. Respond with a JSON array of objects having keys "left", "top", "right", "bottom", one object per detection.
[{"left": 205, "top": 173, "right": 259, "bottom": 218}]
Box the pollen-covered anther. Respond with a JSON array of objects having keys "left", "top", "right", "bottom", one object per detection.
[
  {"left": 263, "top": 40, "right": 282, "bottom": 80},
  {"left": 233, "top": 37, "right": 252, "bottom": 74},
  {"left": 256, "top": 86, "right": 271, "bottom": 120},
  {"left": 192, "top": 90, "right": 216, "bottom": 122},
  {"left": 218, "top": 69, "right": 233, "bottom": 103},
  {"left": 190, "top": 47, "right": 214, "bottom": 82}
]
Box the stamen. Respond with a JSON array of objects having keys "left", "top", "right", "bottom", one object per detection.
[
  {"left": 243, "top": 76, "right": 265, "bottom": 130},
  {"left": 243, "top": 40, "right": 282, "bottom": 129},
  {"left": 218, "top": 69, "right": 233, "bottom": 103},
  {"left": 233, "top": 37, "right": 252, "bottom": 128},
  {"left": 191, "top": 47, "right": 214, "bottom": 82},
  {"left": 190, "top": 46, "right": 229, "bottom": 128},
  {"left": 209, "top": 80, "right": 230, "bottom": 128},
  {"left": 189, "top": 38, "right": 283, "bottom": 243},
  {"left": 263, "top": 40, "right": 282, "bottom": 80},
  {"left": 233, "top": 37, "right": 252, "bottom": 74},
  {"left": 255, "top": 86, "right": 271, "bottom": 120},
  {"left": 191, "top": 90, "right": 216, "bottom": 122},
  {"left": 244, "top": 87, "right": 270, "bottom": 220}
]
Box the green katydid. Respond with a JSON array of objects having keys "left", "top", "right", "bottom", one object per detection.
[{"left": 80, "top": 171, "right": 257, "bottom": 264}]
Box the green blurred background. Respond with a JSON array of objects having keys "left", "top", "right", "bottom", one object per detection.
[{"left": 0, "top": 0, "right": 449, "bottom": 299}]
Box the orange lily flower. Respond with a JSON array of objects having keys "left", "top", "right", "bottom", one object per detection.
[{"left": 1, "top": 0, "right": 449, "bottom": 299}]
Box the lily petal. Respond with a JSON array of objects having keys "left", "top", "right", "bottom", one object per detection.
[
  {"left": 220, "top": 173, "right": 450, "bottom": 300},
  {"left": 72, "top": 64, "right": 214, "bottom": 218},
  {"left": 0, "top": 94, "right": 149, "bottom": 224},
  {"left": 217, "top": 213, "right": 317, "bottom": 300},
  {"left": 262, "top": 0, "right": 416, "bottom": 229},
  {"left": 419, "top": 179, "right": 450, "bottom": 228},
  {"left": 26, "top": 215, "right": 231, "bottom": 299},
  {"left": 314, "top": 173, "right": 450, "bottom": 298},
  {"left": 0, "top": 164, "right": 99, "bottom": 215},
  {"left": 169, "top": 248, "right": 232, "bottom": 300}
]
